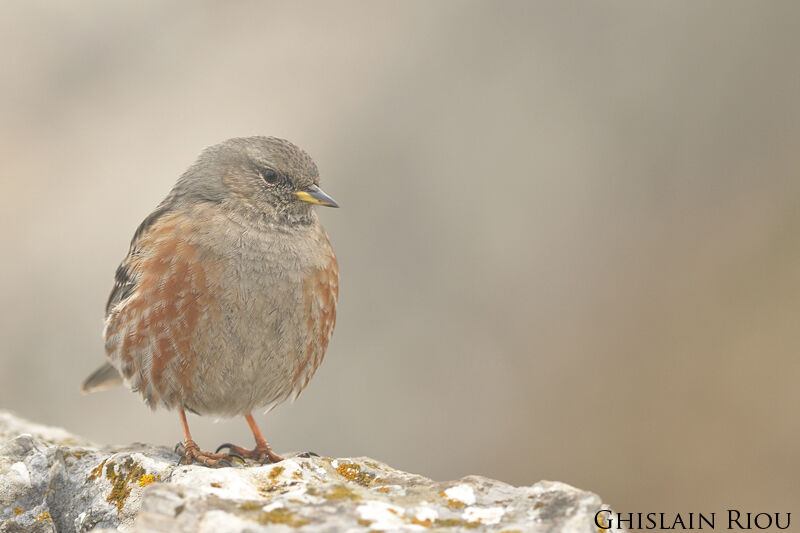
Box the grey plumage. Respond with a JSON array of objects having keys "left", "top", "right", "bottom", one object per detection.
[{"left": 82, "top": 137, "right": 339, "bottom": 418}]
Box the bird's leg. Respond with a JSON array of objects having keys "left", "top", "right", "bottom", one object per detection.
[
  {"left": 215, "top": 413, "right": 284, "bottom": 463},
  {"left": 175, "top": 408, "right": 232, "bottom": 467},
  {"left": 245, "top": 413, "right": 285, "bottom": 463}
]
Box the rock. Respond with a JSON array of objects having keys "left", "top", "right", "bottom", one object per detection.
[{"left": 0, "top": 410, "right": 619, "bottom": 532}]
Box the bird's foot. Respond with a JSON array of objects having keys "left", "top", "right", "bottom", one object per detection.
[
  {"left": 296, "top": 451, "right": 320, "bottom": 458},
  {"left": 215, "top": 442, "right": 285, "bottom": 464},
  {"left": 175, "top": 439, "right": 242, "bottom": 467}
]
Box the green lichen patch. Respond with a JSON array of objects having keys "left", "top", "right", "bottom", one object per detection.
[
  {"left": 238, "top": 502, "right": 263, "bottom": 511},
  {"left": 106, "top": 460, "right": 143, "bottom": 512},
  {"left": 236, "top": 501, "right": 310, "bottom": 528},
  {"left": 87, "top": 459, "right": 107, "bottom": 482},
  {"left": 256, "top": 508, "right": 310, "bottom": 527},
  {"left": 434, "top": 518, "right": 481, "bottom": 529},
  {"left": 325, "top": 484, "right": 361, "bottom": 500},
  {"left": 61, "top": 448, "right": 91, "bottom": 466}
]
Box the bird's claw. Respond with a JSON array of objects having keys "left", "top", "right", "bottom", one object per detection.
[
  {"left": 175, "top": 439, "right": 236, "bottom": 468},
  {"left": 215, "top": 442, "right": 235, "bottom": 454},
  {"left": 296, "top": 451, "right": 319, "bottom": 458},
  {"left": 226, "top": 452, "right": 246, "bottom": 464},
  {"left": 214, "top": 442, "right": 284, "bottom": 464}
]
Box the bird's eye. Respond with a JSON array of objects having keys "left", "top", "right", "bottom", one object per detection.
[{"left": 260, "top": 168, "right": 279, "bottom": 184}]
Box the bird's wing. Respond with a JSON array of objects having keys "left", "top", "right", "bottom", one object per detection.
[
  {"left": 105, "top": 205, "right": 174, "bottom": 318},
  {"left": 100, "top": 204, "right": 223, "bottom": 410},
  {"left": 82, "top": 205, "right": 174, "bottom": 394}
]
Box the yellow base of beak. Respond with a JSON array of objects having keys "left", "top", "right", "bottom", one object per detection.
[{"left": 293, "top": 185, "right": 339, "bottom": 208}]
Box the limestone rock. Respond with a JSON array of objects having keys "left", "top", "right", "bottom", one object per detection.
[{"left": 0, "top": 410, "right": 618, "bottom": 532}]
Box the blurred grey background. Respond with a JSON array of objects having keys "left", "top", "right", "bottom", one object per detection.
[{"left": 1, "top": 0, "right": 799, "bottom": 516}]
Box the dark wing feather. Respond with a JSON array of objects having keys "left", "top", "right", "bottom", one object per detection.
[
  {"left": 85, "top": 204, "right": 175, "bottom": 394},
  {"left": 105, "top": 204, "right": 173, "bottom": 318}
]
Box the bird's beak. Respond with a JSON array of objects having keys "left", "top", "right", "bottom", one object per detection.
[{"left": 293, "top": 184, "right": 339, "bottom": 208}]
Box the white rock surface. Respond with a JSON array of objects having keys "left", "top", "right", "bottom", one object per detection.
[{"left": 0, "top": 410, "right": 619, "bottom": 532}]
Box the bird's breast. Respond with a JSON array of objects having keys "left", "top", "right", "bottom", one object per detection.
[{"left": 188, "top": 216, "right": 338, "bottom": 413}]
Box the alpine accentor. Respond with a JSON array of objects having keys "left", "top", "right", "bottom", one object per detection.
[{"left": 81, "top": 137, "right": 339, "bottom": 466}]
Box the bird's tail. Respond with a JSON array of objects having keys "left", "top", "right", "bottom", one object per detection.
[{"left": 80, "top": 362, "right": 123, "bottom": 393}]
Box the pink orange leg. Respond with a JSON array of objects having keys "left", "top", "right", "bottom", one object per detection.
[
  {"left": 215, "top": 412, "right": 284, "bottom": 463},
  {"left": 176, "top": 408, "right": 231, "bottom": 467}
]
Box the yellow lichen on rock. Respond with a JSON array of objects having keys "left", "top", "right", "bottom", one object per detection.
[
  {"left": 335, "top": 461, "right": 376, "bottom": 486},
  {"left": 434, "top": 517, "right": 480, "bottom": 529},
  {"left": 87, "top": 459, "right": 107, "bottom": 482},
  {"left": 268, "top": 465, "right": 285, "bottom": 481},
  {"left": 87, "top": 457, "right": 158, "bottom": 513},
  {"left": 238, "top": 502, "right": 262, "bottom": 512},
  {"left": 138, "top": 473, "right": 157, "bottom": 487},
  {"left": 438, "top": 490, "right": 467, "bottom": 509},
  {"left": 257, "top": 508, "right": 310, "bottom": 528},
  {"left": 325, "top": 484, "right": 360, "bottom": 500}
]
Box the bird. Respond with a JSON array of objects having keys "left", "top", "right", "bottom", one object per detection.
[{"left": 81, "top": 136, "right": 339, "bottom": 466}]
